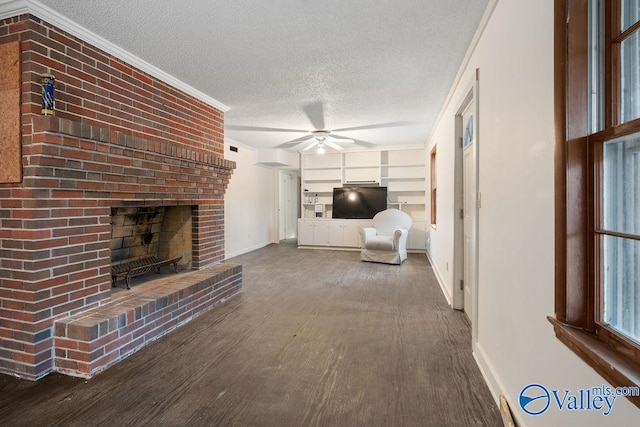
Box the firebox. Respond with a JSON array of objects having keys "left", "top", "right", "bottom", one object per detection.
[
  {"left": 109, "top": 205, "right": 193, "bottom": 289},
  {"left": 110, "top": 206, "right": 192, "bottom": 275}
]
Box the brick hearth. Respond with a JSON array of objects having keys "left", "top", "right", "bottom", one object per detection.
[{"left": 54, "top": 263, "right": 241, "bottom": 378}]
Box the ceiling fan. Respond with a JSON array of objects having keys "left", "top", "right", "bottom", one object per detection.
[
  {"left": 297, "top": 129, "right": 353, "bottom": 152},
  {"left": 226, "top": 122, "right": 421, "bottom": 152},
  {"left": 225, "top": 101, "right": 423, "bottom": 152}
]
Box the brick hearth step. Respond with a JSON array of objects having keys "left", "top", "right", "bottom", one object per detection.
[{"left": 53, "top": 263, "right": 242, "bottom": 378}]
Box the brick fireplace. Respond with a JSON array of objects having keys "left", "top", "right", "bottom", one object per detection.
[{"left": 0, "top": 15, "right": 240, "bottom": 379}]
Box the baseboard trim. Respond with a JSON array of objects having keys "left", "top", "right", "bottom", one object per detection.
[
  {"left": 472, "top": 342, "right": 501, "bottom": 405},
  {"left": 426, "top": 250, "right": 452, "bottom": 306},
  {"left": 297, "top": 246, "right": 361, "bottom": 252},
  {"left": 225, "top": 242, "right": 271, "bottom": 260},
  {"left": 473, "top": 342, "right": 524, "bottom": 426}
]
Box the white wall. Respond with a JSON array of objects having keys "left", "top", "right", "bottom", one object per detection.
[
  {"left": 426, "top": 1, "right": 638, "bottom": 425},
  {"left": 224, "top": 141, "right": 277, "bottom": 259}
]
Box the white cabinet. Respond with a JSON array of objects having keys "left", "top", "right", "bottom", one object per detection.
[
  {"left": 299, "top": 219, "right": 370, "bottom": 248},
  {"left": 343, "top": 221, "right": 365, "bottom": 247},
  {"left": 298, "top": 219, "right": 329, "bottom": 246},
  {"left": 328, "top": 221, "right": 345, "bottom": 246},
  {"left": 297, "top": 220, "right": 314, "bottom": 245},
  {"left": 328, "top": 220, "right": 368, "bottom": 247},
  {"left": 343, "top": 151, "right": 380, "bottom": 185},
  {"left": 299, "top": 218, "right": 426, "bottom": 251}
]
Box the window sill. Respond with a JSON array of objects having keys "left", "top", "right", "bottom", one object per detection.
[{"left": 548, "top": 316, "right": 640, "bottom": 409}]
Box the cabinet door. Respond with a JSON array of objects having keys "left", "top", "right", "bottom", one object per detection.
[
  {"left": 313, "top": 221, "right": 330, "bottom": 246},
  {"left": 298, "top": 220, "right": 314, "bottom": 246},
  {"left": 328, "top": 222, "right": 344, "bottom": 246},
  {"left": 342, "top": 222, "right": 362, "bottom": 247}
]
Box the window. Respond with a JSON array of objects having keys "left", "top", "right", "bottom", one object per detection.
[
  {"left": 430, "top": 146, "right": 437, "bottom": 226},
  {"left": 553, "top": 0, "right": 640, "bottom": 408},
  {"left": 602, "top": 132, "right": 640, "bottom": 343}
]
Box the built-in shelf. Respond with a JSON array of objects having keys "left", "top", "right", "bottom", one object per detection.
[
  {"left": 302, "top": 203, "right": 332, "bottom": 219},
  {"left": 301, "top": 147, "right": 427, "bottom": 222},
  {"left": 305, "top": 167, "right": 342, "bottom": 170}
]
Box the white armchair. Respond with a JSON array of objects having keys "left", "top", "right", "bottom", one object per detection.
[{"left": 360, "top": 209, "right": 412, "bottom": 264}]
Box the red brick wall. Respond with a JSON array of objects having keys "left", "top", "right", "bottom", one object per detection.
[{"left": 0, "top": 15, "right": 234, "bottom": 379}]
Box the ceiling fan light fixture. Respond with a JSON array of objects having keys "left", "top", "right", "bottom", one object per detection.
[
  {"left": 311, "top": 130, "right": 331, "bottom": 140},
  {"left": 281, "top": 128, "right": 356, "bottom": 151}
]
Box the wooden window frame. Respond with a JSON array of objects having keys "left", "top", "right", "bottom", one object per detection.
[
  {"left": 430, "top": 145, "right": 437, "bottom": 226},
  {"left": 552, "top": 0, "right": 640, "bottom": 409}
]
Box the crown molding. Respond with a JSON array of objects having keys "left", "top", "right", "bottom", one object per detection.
[
  {"left": 0, "top": 0, "right": 230, "bottom": 112},
  {"left": 425, "top": 0, "right": 498, "bottom": 146}
]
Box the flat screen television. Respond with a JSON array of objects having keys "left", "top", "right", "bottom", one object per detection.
[{"left": 332, "top": 186, "right": 388, "bottom": 219}]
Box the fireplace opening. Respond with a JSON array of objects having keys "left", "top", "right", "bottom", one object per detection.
[{"left": 110, "top": 205, "right": 193, "bottom": 289}]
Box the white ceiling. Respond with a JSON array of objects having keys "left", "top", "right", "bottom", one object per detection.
[{"left": 29, "top": 0, "right": 488, "bottom": 152}]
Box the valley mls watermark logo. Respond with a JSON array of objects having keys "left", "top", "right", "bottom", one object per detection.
[
  {"left": 519, "top": 383, "right": 639, "bottom": 416},
  {"left": 519, "top": 384, "right": 551, "bottom": 415}
]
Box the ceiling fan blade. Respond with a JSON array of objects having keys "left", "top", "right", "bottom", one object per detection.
[
  {"left": 332, "top": 121, "right": 422, "bottom": 133},
  {"left": 327, "top": 135, "right": 354, "bottom": 144},
  {"left": 226, "top": 124, "right": 308, "bottom": 133},
  {"left": 324, "top": 140, "right": 344, "bottom": 151},
  {"left": 302, "top": 101, "right": 325, "bottom": 131},
  {"left": 276, "top": 134, "right": 314, "bottom": 148},
  {"left": 348, "top": 138, "right": 377, "bottom": 148},
  {"left": 302, "top": 140, "right": 320, "bottom": 151}
]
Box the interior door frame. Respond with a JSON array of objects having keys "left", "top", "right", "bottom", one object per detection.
[
  {"left": 277, "top": 169, "right": 301, "bottom": 241},
  {"left": 453, "top": 69, "right": 480, "bottom": 344}
]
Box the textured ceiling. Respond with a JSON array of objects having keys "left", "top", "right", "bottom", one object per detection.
[{"left": 34, "top": 0, "right": 488, "bottom": 152}]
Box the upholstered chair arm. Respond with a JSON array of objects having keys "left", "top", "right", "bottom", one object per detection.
[
  {"left": 360, "top": 227, "right": 376, "bottom": 240},
  {"left": 393, "top": 229, "right": 409, "bottom": 250}
]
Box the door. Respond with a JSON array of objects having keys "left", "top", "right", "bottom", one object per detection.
[
  {"left": 452, "top": 71, "right": 479, "bottom": 341},
  {"left": 462, "top": 106, "right": 475, "bottom": 318}
]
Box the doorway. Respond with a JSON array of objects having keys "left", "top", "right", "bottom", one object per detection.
[
  {"left": 453, "top": 70, "right": 480, "bottom": 342},
  {"left": 278, "top": 170, "right": 300, "bottom": 241}
]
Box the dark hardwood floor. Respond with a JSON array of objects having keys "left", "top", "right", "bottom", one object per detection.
[{"left": 0, "top": 241, "right": 501, "bottom": 426}]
